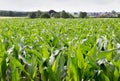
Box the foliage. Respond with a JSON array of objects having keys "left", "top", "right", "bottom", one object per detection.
[
  {"left": 40, "top": 12, "right": 50, "bottom": 18},
  {"left": 52, "top": 13, "right": 60, "bottom": 18},
  {"left": 36, "top": 10, "right": 42, "bottom": 17},
  {"left": 60, "top": 10, "right": 71, "bottom": 18},
  {"left": 79, "top": 12, "right": 87, "bottom": 18},
  {"left": 28, "top": 12, "right": 37, "bottom": 18},
  {"left": 0, "top": 10, "right": 28, "bottom": 17},
  {"left": 118, "top": 14, "right": 120, "bottom": 18},
  {"left": 0, "top": 18, "right": 120, "bottom": 81}
]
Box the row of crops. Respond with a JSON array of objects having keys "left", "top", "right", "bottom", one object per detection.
[{"left": 0, "top": 18, "right": 120, "bottom": 81}]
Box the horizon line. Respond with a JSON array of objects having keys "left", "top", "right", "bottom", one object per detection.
[{"left": 0, "top": 9, "right": 118, "bottom": 13}]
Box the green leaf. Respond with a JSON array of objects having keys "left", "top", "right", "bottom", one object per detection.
[
  {"left": 42, "top": 44, "right": 49, "bottom": 59},
  {"left": 12, "top": 69, "right": 20, "bottom": 81},
  {"left": 67, "top": 60, "right": 79, "bottom": 81},
  {"left": 9, "top": 56, "right": 23, "bottom": 69},
  {"left": 27, "top": 49, "right": 42, "bottom": 60},
  {"left": 99, "top": 72, "right": 110, "bottom": 81},
  {"left": 87, "top": 44, "right": 96, "bottom": 57},
  {"left": 114, "top": 68, "right": 119, "bottom": 81},
  {"left": 97, "top": 49, "right": 116, "bottom": 59},
  {"left": 86, "top": 56, "right": 97, "bottom": 68},
  {"left": 27, "top": 55, "right": 37, "bottom": 79},
  {"left": 76, "top": 44, "right": 84, "bottom": 69},
  {"left": 52, "top": 60, "right": 57, "bottom": 72},
  {"left": 9, "top": 56, "right": 33, "bottom": 80},
  {"left": 39, "top": 64, "right": 47, "bottom": 81},
  {"left": 102, "top": 73, "right": 110, "bottom": 81},
  {"left": 106, "top": 41, "right": 113, "bottom": 61},
  {"left": 1, "top": 54, "right": 7, "bottom": 81}
]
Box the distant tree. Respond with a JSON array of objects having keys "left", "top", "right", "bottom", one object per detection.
[
  {"left": 52, "top": 12, "right": 60, "bottom": 18},
  {"left": 60, "top": 10, "right": 70, "bottom": 18},
  {"left": 79, "top": 12, "right": 87, "bottom": 18},
  {"left": 111, "top": 10, "right": 117, "bottom": 17},
  {"left": 36, "top": 10, "right": 42, "bottom": 17},
  {"left": 0, "top": 10, "right": 28, "bottom": 17},
  {"left": 49, "top": 10, "right": 56, "bottom": 16},
  {"left": 40, "top": 12, "right": 50, "bottom": 18},
  {"left": 112, "top": 10, "right": 116, "bottom": 15},
  {"left": 28, "top": 12, "right": 37, "bottom": 18},
  {"left": 9, "top": 11, "right": 14, "bottom": 16},
  {"left": 118, "top": 14, "right": 120, "bottom": 18},
  {"left": 69, "top": 14, "right": 74, "bottom": 18}
]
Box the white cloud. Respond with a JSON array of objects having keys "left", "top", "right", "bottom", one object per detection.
[{"left": 0, "top": 0, "right": 119, "bottom": 12}]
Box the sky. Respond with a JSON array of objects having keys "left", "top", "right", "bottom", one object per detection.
[{"left": 0, "top": 0, "right": 120, "bottom": 12}]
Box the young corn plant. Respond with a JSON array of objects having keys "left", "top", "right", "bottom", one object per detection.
[{"left": 0, "top": 18, "right": 120, "bottom": 81}]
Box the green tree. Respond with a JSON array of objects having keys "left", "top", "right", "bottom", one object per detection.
[
  {"left": 118, "top": 14, "right": 120, "bottom": 18},
  {"left": 60, "top": 10, "right": 70, "bottom": 18},
  {"left": 9, "top": 11, "right": 14, "bottom": 16},
  {"left": 79, "top": 12, "right": 87, "bottom": 18},
  {"left": 112, "top": 10, "right": 116, "bottom": 15},
  {"left": 52, "top": 13, "right": 60, "bottom": 18},
  {"left": 28, "top": 12, "right": 37, "bottom": 18},
  {"left": 40, "top": 12, "right": 50, "bottom": 18},
  {"left": 36, "top": 10, "right": 42, "bottom": 17},
  {"left": 69, "top": 14, "right": 74, "bottom": 18}
]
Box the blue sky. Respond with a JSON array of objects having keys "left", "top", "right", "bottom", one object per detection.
[{"left": 0, "top": 0, "right": 120, "bottom": 12}]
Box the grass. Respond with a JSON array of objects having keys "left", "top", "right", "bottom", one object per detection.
[
  {"left": 0, "top": 16, "right": 28, "bottom": 19},
  {"left": 0, "top": 18, "right": 120, "bottom": 81}
]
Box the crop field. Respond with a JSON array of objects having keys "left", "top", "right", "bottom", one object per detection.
[{"left": 0, "top": 18, "right": 120, "bottom": 81}]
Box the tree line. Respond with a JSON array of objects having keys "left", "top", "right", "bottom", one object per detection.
[
  {"left": 0, "top": 10, "right": 28, "bottom": 17},
  {"left": 0, "top": 10, "right": 87, "bottom": 18},
  {"left": 28, "top": 10, "right": 87, "bottom": 18},
  {"left": 0, "top": 10, "right": 120, "bottom": 18}
]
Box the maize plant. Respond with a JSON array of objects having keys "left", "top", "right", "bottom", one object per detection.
[{"left": 0, "top": 18, "right": 120, "bottom": 81}]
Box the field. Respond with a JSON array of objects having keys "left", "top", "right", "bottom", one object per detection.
[
  {"left": 0, "top": 18, "right": 120, "bottom": 81},
  {"left": 0, "top": 16, "right": 27, "bottom": 19}
]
